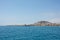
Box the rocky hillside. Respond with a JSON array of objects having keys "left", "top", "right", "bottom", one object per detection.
[{"left": 31, "top": 21, "right": 60, "bottom": 26}]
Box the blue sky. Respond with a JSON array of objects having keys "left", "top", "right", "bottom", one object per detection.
[{"left": 0, "top": 0, "right": 60, "bottom": 25}]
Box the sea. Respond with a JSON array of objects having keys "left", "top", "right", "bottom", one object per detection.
[{"left": 0, "top": 26, "right": 60, "bottom": 40}]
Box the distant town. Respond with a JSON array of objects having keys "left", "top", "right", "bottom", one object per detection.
[{"left": 29, "top": 21, "right": 60, "bottom": 26}]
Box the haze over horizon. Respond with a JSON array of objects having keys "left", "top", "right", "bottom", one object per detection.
[{"left": 0, "top": 0, "right": 60, "bottom": 25}]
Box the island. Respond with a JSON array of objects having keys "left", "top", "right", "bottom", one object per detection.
[{"left": 6, "top": 21, "right": 60, "bottom": 26}]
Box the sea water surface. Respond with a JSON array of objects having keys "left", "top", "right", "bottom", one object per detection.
[{"left": 0, "top": 26, "right": 60, "bottom": 40}]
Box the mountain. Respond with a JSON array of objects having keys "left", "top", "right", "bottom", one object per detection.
[
  {"left": 31, "top": 21, "right": 60, "bottom": 26},
  {"left": 34, "top": 21, "right": 51, "bottom": 24}
]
